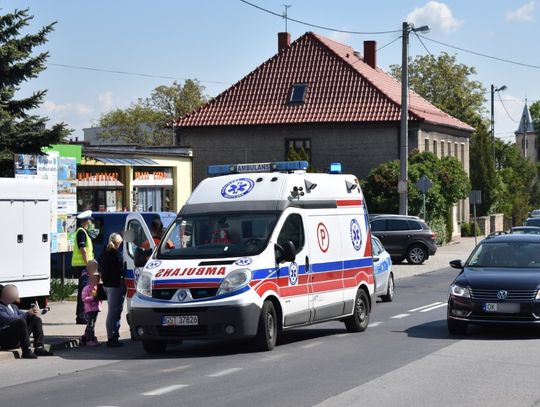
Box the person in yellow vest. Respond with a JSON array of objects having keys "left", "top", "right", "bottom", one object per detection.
[{"left": 72, "top": 210, "right": 95, "bottom": 324}]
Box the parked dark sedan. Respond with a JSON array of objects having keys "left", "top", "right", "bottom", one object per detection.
[
  {"left": 510, "top": 226, "right": 540, "bottom": 235},
  {"left": 447, "top": 234, "right": 540, "bottom": 334}
]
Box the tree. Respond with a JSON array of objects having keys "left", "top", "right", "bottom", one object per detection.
[
  {"left": 469, "top": 122, "right": 500, "bottom": 215},
  {"left": 390, "top": 52, "right": 486, "bottom": 127},
  {"left": 530, "top": 101, "right": 540, "bottom": 133},
  {"left": 0, "top": 9, "right": 70, "bottom": 176},
  {"left": 362, "top": 151, "right": 470, "bottom": 238},
  {"left": 98, "top": 80, "right": 207, "bottom": 146}
]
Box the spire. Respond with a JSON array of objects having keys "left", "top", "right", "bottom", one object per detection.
[{"left": 516, "top": 101, "right": 535, "bottom": 134}]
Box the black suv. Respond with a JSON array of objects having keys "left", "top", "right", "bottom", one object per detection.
[{"left": 370, "top": 215, "right": 437, "bottom": 265}]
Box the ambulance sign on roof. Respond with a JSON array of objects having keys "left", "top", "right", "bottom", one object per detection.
[{"left": 236, "top": 162, "right": 272, "bottom": 173}]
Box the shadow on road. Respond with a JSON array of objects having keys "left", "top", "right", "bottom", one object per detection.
[{"left": 405, "top": 319, "right": 540, "bottom": 341}]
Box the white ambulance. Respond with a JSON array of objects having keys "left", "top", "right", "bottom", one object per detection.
[{"left": 125, "top": 161, "right": 375, "bottom": 353}]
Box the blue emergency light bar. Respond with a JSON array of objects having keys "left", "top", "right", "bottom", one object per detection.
[
  {"left": 329, "top": 162, "right": 342, "bottom": 174},
  {"left": 208, "top": 161, "right": 309, "bottom": 176}
]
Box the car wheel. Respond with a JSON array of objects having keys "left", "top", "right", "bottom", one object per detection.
[
  {"left": 447, "top": 318, "right": 468, "bottom": 335},
  {"left": 381, "top": 273, "right": 394, "bottom": 302},
  {"left": 344, "top": 289, "right": 370, "bottom": 332},
  {"left": 407, "top": 244, "right": 427, "bottom": 265},
  {"left": 254, "top": 300, "right": 278, "bottom": 351},
  {"left": 142, "top": 340, "right": 167, "bottom": 354}
]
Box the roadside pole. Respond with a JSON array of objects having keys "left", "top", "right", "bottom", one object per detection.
[{"left": 470, "top": 190, "right": 482, "bottom": 246}]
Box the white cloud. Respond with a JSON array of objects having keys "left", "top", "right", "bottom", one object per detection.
[
  {"left": 98, "top": 91, "right": 114, "bottom": 111},
  {"left": 41, "top": 100, "right": 94, "bottom": 117},
  {"left": 406, "top": 1, "right": 463, "bottom": 33},
  {"left": 506, "top": 1, "right": 535, "bottom": 22},
  {"left": 328, "top": 31, "right": 352, "bottom": 44}
]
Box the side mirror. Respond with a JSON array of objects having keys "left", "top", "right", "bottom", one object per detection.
[
  {"left": 275, "top": 241, "right": 296, "bottom": 263},
  {"left": 449, "top": 259, "right": 463, "bottom": 269}
]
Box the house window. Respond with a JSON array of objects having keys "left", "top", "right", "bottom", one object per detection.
[
  {"left": 461, "top": 144, "right": 465, "bottom": 166},
  {"left": 425, "top": 138, "right": 430, "bottom": 152},
  {"left": 433, "top": 140, "right": 438, "bottom": 156},
  {"left": 448, "top": 142, "right": 452, "bottom": 157},
  {"left": 289, "top": 84, "right": 307, "bottom": 104},
  {"left": 454, "top": 143, "right": 458, "bottom": 158},
  {"left": 286, "top": 138, "right": 311, "bottom": 161},
  {"left": 440, "top": 141, "right": 445, "bottom": 157}
]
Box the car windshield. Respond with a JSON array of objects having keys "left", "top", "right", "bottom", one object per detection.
[
  {"left": 468, "top": 241, "right": 540, "bottom": 268},
  {"left": 512, "top": 228, "right": 540, "bottom": 235},
  {"left": 157, "top": 212, "right": 279, "bottom": 259},
  {"left": 526, "top": 218, "right": 540, "bottom": 227}
]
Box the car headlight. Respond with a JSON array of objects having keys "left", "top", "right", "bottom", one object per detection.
[
  {"left": 535, "top": 290, "right": 540, "bottom": 300},
  {"left": 449, "top": 284, "right": 471, "bottom": 298},
  {"left": 217, "top": 269, "right": 252, "bottom": 296},
  {"left": 136, "top": 271, "right": 153, "bottom": 298}
]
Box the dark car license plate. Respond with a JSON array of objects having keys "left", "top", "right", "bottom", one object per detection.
[{"left": 483, "top": 303, "right": 520, "bottom": 313}]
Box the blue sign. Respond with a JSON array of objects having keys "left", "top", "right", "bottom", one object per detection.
[
  {"left": 221, "top": 178, "right": 255, "bottom": 199},
  {"left": 350, "top": 219, "right": 362, "bottom": 251},
  {"left": 289, "top": 262, "right": 298, "bottom": 286}
]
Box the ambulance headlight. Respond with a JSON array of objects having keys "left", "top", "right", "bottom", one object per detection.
[
  {"left": 136, "top": 271, "right": 153, "bottom": 298},
  {"left": 217, "top": 269, "right": 252, "bottom": 296}
]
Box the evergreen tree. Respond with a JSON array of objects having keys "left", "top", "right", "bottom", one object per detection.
[{"left": 0, "top": 9, "right": 69, "bottom": 176}]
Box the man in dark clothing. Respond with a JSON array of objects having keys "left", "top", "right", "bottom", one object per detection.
[{"left": 0, "top": 284, "right": 53, "bottom": 358}]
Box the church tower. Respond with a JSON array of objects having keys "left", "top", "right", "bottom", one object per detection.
[{"left": 515, "top": 102, "right": 538, "bottom": 162}]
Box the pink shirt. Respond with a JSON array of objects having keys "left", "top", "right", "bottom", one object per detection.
[{"left": 82, "top": 284, "right": 102, "bottom": 313}]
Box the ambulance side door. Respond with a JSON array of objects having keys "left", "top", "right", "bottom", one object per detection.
[
  {"left": 306, "top": 213, "right": 344, "bottom": 322},
  {"left": 123, "top": 213, "right": 154, "bottom": 301},
  {"left": 275, "top": 212, "right": 311, "bottom": 327}
]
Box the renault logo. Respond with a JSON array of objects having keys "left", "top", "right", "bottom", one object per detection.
[
  {"left": 497, "top": 290, "right": 508, "bottom": 300},
  {"left": 177, "top": 290, "right": 188, "bottom": 302}
]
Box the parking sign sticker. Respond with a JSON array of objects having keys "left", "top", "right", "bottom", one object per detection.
[
  {"left": 350, "top": 219, "right": 362, "bottom": 251},
  {"left": 317, "top": 222, "right": 330, "bottom": 253}
]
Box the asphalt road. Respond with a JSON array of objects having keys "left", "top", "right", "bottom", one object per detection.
[{"left": 3, "top": 266, "right": 540, "bottom": 407}]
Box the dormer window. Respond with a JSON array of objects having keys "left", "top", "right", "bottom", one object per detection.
[{"left": 289, "top": 84, "right": 307, "bottom": 104}]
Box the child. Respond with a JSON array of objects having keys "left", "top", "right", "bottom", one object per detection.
[{"left": 81, "top": 260, "right": 102, "bottom": 346}]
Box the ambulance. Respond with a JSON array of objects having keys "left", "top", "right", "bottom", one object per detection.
[{"left": 125, "top": 161, "right": 375, "bottom": 353}]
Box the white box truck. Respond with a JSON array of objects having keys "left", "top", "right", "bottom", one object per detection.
[{"left": 0, "top": 178, "right": 51, "bottom": 307}]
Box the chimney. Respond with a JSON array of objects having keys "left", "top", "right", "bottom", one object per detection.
[
  {"left": 278, "top": 32, "right": 291, "bottom": 52},
  {"left": 363, "top": 40, "right": 377, "bottom": 69}
]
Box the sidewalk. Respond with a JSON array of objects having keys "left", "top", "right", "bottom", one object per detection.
[
  {"left": 393, "top": 236, "right": 481, "bottom": 280},
  {"left": 0, "top": 300, "right": 130, "bottom": 361}
]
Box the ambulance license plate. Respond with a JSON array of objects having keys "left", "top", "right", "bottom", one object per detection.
[{"left": 161, "top": 315, "right": 198, "bottom": 326}]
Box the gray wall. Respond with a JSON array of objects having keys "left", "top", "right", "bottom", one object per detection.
[{"left": 179, "top": 123, "right": 403, "bottom": 186}]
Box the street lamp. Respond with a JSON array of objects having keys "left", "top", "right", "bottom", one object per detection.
[
  {"left": 399, "top": 22, "right": 430, "bottom": 216},
  {"left": 491, "top": 84, "right": 506, "bottom": 167}
]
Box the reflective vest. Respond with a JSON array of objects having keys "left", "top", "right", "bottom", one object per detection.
[{"left": 71, "top": 227, "right": 94, "bottom": 267}]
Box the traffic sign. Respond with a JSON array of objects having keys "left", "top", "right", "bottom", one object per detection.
[{"left": 415, "top": 175, "right": 433, "bottom": 193}]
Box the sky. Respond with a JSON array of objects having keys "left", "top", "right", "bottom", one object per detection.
[{"left": 1, "top": 0, "right": 539, "bottom": 142}]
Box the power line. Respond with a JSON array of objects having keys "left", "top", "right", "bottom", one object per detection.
[
  {"left": 413, "top": 31, "right": 434, "bottom": 58},
  {"left": 377, "top": 35, "right": 402, "bottom": 51},
  {"left": 497, "top": 92, "right": 519, "bottom": 123},
  {"left": 418, "top": 35, "right": 540, "bottom": 70},
  {"left": 47, "top": 63, "right": 233, "bottom": 85},
  {"left": 239, "top": 0, "right": 401, "bottom": 35}
]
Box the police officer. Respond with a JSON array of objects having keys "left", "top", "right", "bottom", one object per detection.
[{"left": 72, "top": 210, "right": 95, "bottom": 324}]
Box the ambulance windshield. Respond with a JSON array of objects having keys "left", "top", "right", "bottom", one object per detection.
[{"left": 157, "top": 212, "right": 279, "bottom": 259}]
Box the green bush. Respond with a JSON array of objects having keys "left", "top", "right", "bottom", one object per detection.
[
  {"left": 461, "top": 222, "right": 480, "bottom": 237},
  {"left": 49, "top": 279, "right": 78, "bottom": 302},
  {"left": 429, "top": 217, "right": 447, "bottom": 246}
]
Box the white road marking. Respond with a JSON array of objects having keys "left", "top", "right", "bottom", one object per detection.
[
  {"left": 419, "top": 303, "right": 447, "bottom": 313},
  {"left": 408, "top": 302, "right": 444, "bottom": 312},
  {"left": 390, "top": 313, "right": 410, "bottom": 319},
  {"left": 301, "top": 341, "right": 323, "bottom": 349},
  {"left": 159, "top": 364, "right": 191, "bottom": 373},
  {"left": 207, "top": 368, "right": 243, "bottom": 377},
  {"left": 141, "top": 384, "right": 189, "bottom": 396},
  {"left": 369, "top": 322, "right": 383, "bottom": 327},
  {"left": 260, "top": 353, "right": 287, "bottom": 362}
]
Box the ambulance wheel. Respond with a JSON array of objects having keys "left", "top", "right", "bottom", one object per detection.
[
  {"left": 381, "top": 273, "right": 394, "bottom": 303},
  {"left": 142, "top": 340, "right": 167, "bottom": 354},
  {"left": 255, "top": 301, "right": 278, "bottom": 351},
  {"left": 344, "top": 289, "right": 370, "bottom": 333}
]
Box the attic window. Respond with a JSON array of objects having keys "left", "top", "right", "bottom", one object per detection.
[{"left": 289, "top": 84, "right": 307, "bottom": 104}]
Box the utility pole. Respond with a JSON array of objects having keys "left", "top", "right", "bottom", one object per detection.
[
  {"left": 490, "top": 84, "right": 507, "bottom": 168},
  {"left": 399, "top": 22, "right": 430, "bottom": 216}
]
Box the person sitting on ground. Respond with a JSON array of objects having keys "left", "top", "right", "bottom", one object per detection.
[
  {"left": 81, "top": 261, "right": 102, "bottom": 347},
  {"left": 0, "top": 284, "right": 53, "bottom": 358}
]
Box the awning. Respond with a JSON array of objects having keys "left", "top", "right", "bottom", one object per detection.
[{"left": 90, "top": 156, "right": 159, "bottom": 166}]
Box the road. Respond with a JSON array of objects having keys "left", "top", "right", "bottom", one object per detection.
[{"left": 3, "top": 266, "right": 540, "bottom": 407}]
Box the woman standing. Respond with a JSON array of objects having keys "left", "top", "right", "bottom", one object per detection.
[{"left": 99, "top": 233, "right": 125, "bottom": 347}]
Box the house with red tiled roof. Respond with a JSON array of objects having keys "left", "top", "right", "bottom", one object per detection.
[{"left": 176, "top": 32, "right": 473, "bottom": 223}]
